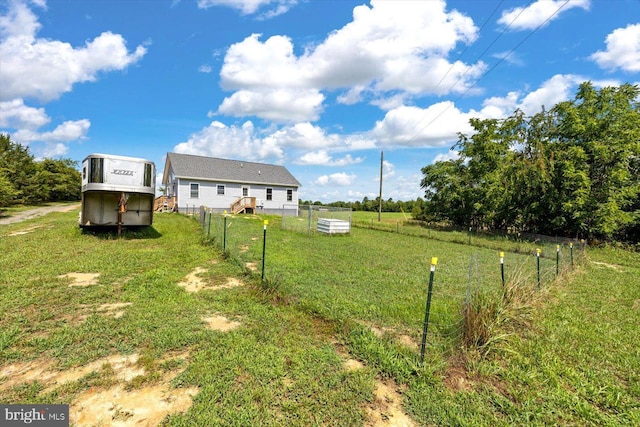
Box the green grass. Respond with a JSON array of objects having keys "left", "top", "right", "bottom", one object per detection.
[{"left": 1, "top": 209, "right": 638, "bottom": 426}]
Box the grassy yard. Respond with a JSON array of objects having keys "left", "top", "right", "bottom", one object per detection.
[{"left": 1, "top": 210, "right": 638, "bottom": 426}]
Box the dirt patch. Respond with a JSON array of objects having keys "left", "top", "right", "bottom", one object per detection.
[
  {"left": 344, "top": 358, "right": 365, "bottom": 371},
  {"left": 67, "top": 302, "right": 133, "bottom": 323},
  {"left": 366, "top": 379, "right": 415, "bottom": 427},
  {"left": 443, "top": 364, "right": 474, "bottom": 393},
  {"left": 397, "top": 335, "right": 417, "bottom": 350},
  {"left": 0, "top": 359, "right": 56, "bottom": 393},
  {"left": 1, "top": 350, "right": 197, "bottom": 426},
  {"left": 202, "top": 314, "right": 241, "bottom": 332},
  {"left": 216, "top": 277, "right": 244, "bottom": 290},
  {"left": 60, "top": 272, "right": 100, "bottom": 287},
  {"left": 633, "top": 300, "right": 639, "bottom": 310},
  {"left": 239, "top": 245, "right": 249, "bottom": 253},
  {"left": 245, "top": 262, "right": 258, "bottom": 272},
  {"left": 177, "top": 267, "right": 208, "bottom": 292},
  {"left": 0, "top": 354, "right": 143, "bottom": 395},
  {"left": 72, "top": 382, "right": 197, "bottom": 426},
  {"left": 178, "top": 268, "right": 244, "bottom": 293},
  {"left": 70, "top": 353, "right": 197, "bottom": 426},
  {"left": 368, "top": 324, "right": 417, "bottom": 349}
]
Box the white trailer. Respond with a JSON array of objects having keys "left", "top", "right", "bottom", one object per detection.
[{"left": 80, "top": 153, "right": 156, "bottom": 229}]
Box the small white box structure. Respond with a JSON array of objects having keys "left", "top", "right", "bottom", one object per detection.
[{"left": 317, "top": 218, "right": 350, "bottom": 234}]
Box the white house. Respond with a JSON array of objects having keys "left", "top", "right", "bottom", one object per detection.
[{"left": 162, "top": 153, "right": 301, "bottom": 215}]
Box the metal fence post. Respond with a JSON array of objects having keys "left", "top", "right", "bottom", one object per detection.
[
  {"left": 536, "top": 248, "right": 541, "bottom": 288},
  {"left": 261, "top": 220, "right": 268, "bottom": 281},
  {"left": 570, "top": 242, "right": 574, "bottom": 268},
  {"left": 556, "top": 244, "right": 560, "bottom": 275},
  {"left": 223, "top": 213, "right": 228, "bottom": 252},
  {"left": 500, "top": 251, "right": 505, "bottom": 290},
  {"left": 420, "top": 257, "right": 438, "bottom": 363}
]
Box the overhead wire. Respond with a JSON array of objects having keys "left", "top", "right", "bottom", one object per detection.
[
  {"left": 403, "top": 0, "right": 571, "bottom": 146},
  {"left": 398, "top": 0, "right": 528, "bottom": 143}
]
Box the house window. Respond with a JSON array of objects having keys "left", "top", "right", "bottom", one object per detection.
[
  {"left": 190, "top": 183, "right": 199, "bottom": 198},
  {"left": 217, "top": 184, "right": 225, "bottom": 195},
  {"left": 266, "top": 188, "right": 273, "bottom": 201},
  {"left": 89, "top": 158, "right": 104, "bottom": 183},
  {"left": 287, "top": 189, "right": 293, "bottom": 202},
  {"left": 242, "top": 186, "right": 249, "bottom": 197}
]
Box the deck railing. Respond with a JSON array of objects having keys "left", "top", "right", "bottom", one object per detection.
[
  {"left": 231, "top": 196, "right": 256, "bottom": 214},
  {"left": 154, "top": 195, "right": 176, "bottom": 212}
]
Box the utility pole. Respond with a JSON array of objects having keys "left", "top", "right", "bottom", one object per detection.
[{"left": 378, "top": 151, "right": 383, "bottom": 222}]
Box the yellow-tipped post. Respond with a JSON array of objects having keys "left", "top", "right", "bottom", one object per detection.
[
  {"left": 261, "top": 220, "right": 269, "bottom": 281},
  {"left": 500, "top": 252, "right": 505, "bottom": 289},
  {"left": 536, "top": 248, "right": 541, "bottom": 288},
  {"left": 420, "top": 257, "right": 438, "bottom": 363},
  {"left": 570, "top": 242, "right": 574, "bottom": 267}
]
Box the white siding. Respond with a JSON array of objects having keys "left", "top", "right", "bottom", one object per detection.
[{"left": 174, "top": 176, "right": 298, "bottom": 213}]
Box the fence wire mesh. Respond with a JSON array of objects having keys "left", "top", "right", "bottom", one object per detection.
[
  {"left": 281, "top": 204, "right": 352, "bottom": 235},
  {"left": 184, "top": 207, "right": 586, "bottom": 354}
]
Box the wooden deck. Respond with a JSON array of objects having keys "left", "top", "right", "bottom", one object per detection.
[
  {"left": 231, "top": 197, "right": 256, "bottom": 214},
  {"left": 154, "top": 195, "right": 176, "bottom": 212}
]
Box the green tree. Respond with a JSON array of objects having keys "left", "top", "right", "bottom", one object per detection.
[
  {"left": 552, "top": 82, "right": 640, "bottom": 239},
  {"left": 419, "top": 82, "right": 640, "bottom": 242},
  {"left": 0, "top": 133, "right": 35, "bottom": 203}
]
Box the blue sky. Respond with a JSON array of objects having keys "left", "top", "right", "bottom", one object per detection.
[{"left": 1, "top": 0, "right": 638, "bottom": 202}]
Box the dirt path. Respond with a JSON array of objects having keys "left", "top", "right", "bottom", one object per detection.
[{"left": 0, "top": 203, "right": 80, "bottom": 225}]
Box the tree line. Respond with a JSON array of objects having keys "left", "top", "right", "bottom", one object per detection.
[
  {"left": 418, "top": 82, "right": 639, "bottom": 242},
  {"left": 0, "top": 134, "right": 81, "bottom": 207},
  {"left": 299, "top": 197, "right": 426, "bottom": 216}
]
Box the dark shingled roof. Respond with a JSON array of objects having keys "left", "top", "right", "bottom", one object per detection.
[{"left": 164, "top": 152, "right": 301, "bottom": 187}]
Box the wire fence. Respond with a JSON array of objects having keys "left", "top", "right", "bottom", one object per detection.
[
  {"left": 281, "top": 204, "right": 352, "bottom": 235},
  {"left": 183, "top": 207, "right": 587, "bottom": 356}
]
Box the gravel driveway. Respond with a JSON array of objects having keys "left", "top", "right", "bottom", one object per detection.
[{"left": 0, "top": 203, "right": 80, "bottom": 225}]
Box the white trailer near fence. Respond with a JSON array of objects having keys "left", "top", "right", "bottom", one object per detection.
[{"left": 79, "top": 153, "right": 156, "bottom": 228}]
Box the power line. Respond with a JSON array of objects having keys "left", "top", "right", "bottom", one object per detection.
[
  {"left": 399, "top": 0, "right": 530, "bottom": 144},
  {"left": 405, "top": 0, "right": 571, "bottom": 146},
  {"left": 432, "top": 0, "right": 507, "bottom": 94}
]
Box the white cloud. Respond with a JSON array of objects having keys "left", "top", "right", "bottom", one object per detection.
[
  {"left": 517, "top": 74, "right": 583, "bottom": 115},
  {"left": 0, "top": 1, "right": 147, "bottom": 102},
  {"left": 199, "top": 64, "right": 212, "bottom": 73},
  {"left": 368, "top": 74, "right": 586, "bottom": 150},
  {"left": 173, "top": 120, "right": 284, "bottom": 162},
  {"left": 0, "top": 98, "right": 50, "bottom": 129},
  {"left": 385, "top": 173, "right": 424, "bottom": 201},
  {"left": 218, "top": 88, "right": 325, "bottom": 122},
  {"left": 590, "top": 24, "right": 640, "bottom": 73},
  {"left": 315, "top": 172, "right": 356, "bottom": 187},
  {"left": 433, "top": 150, "right": 460, "bottom": 163},
  {"left": 498, "top": 0, "right": 590, "bottom": 31},
  {"left": 479, "top": 74, "right": 584, "bottom": 117},
  {"left": 196, "top": 0, "right": 297, "bottom": 17},
  {"left": 263, "top": 122, "right": 341, "bottom": 150},
  {"left": 382, "top": 160, "right": 395, "bottom": 179},
  {"left": 217, "top": 0, "right": 484, "bottom": 121},
  {"left": 13, "top": 119, "right": 90, "bottom": 144},
  {"left": 40, "top": 142, "right": 69, "bottom": 158},
  {"left": 370, "top": 102, "right": 475, "bottom": 148},
  {"left": 295, "top": 150, "right": 364, "bottom": 166}
]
